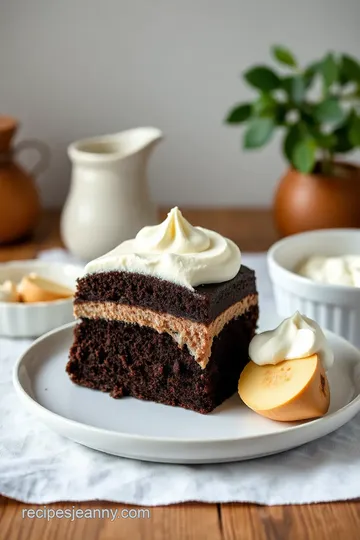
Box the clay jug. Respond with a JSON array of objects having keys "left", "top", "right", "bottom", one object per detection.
[
  {"left": 274, "top": 163, "right": 360, "bottom": 237},
  {"left": 0, "top": 116, "right": 49, "bottom": 243}
]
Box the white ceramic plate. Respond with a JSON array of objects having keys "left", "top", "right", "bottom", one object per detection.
[{"left": 13, "top": 316, "right": 360, "bottom": 464}]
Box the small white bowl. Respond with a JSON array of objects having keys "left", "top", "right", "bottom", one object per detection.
[
  {"left": 267, "top": 229, "right": 360, "bottom": 348},
  {"left": 0, "top": 260, "right": 83, "bottom": 338}
]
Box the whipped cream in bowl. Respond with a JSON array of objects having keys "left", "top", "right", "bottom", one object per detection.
[
  {"left": 298, "top": 255, "right": 360, "bottom": 287},
  {"left": 249, "top": 311, "right": 334, "bottom": 371},
  {"left": 267, "top": 229, "right": 360, "bottom": 349},
  {"left": 85, "top": 207, "right": 241, "bottom": 289}
]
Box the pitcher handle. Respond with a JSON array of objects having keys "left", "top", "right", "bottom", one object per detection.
[{"left": 14, "top": 139, "right": 51, "bottom": 177}]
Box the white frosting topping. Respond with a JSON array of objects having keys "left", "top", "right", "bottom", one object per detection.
[
  {"left": 84, "top": 207, "right": 241, "bottom": 289},
  {"left": 249, "top": 311, "right": 334, "bottom": 371},
  {"left": 0, "top": 280, "right": 18, "bottom": 303},
  {"left": 298, "top": 255, "right": 360, "bottom": 287}
]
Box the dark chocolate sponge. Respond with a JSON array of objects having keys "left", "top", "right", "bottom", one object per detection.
[
  {"left": 67, "top": 304, "right": 258, "bottom": 414},
  {"left": 75, "top": 266, "right": 256, "bottom": 323}
]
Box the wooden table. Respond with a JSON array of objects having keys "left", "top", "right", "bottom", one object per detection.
[{"left": 1, "top": 208, "right": 359, "bottom": 540}]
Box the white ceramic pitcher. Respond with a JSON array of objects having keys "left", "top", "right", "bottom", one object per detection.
[{"left": 61, "top": 127, "right": 163, "bottom": 260}]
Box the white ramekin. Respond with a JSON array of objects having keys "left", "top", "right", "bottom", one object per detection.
[
  {"left": 0, "top": 261, "right": 83, "bottom": 338},
  {"left": 267, "top": 229, "right": 360, "bottom": 348}
]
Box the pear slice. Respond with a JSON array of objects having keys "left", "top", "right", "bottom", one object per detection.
[
  {"left": 18, "top": 274, "right": 74, "bottom": 303},
  {"left": 238, "top": 354, "right": 330, "bottom": 422},
  {"left": 0, "top": 280, "right": 19, "bottom": 302}
]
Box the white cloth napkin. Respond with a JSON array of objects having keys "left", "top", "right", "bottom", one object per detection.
[{"left": 1, "top": 251, "right": 360, "bottom": 506}]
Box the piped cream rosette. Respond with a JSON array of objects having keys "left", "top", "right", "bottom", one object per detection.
[{"left": 85, "top": 207, "right": 242, "bottom": 289}]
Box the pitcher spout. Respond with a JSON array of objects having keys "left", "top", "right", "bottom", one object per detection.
[
  {"left": 68, "top": 127, "right": 163, "bottom": 164},
  {"left": 133, "top": 127, "right": 163, "bottom": 149},
  {"left": 115, "top": 127, "right": 163, "bottom": 164}
]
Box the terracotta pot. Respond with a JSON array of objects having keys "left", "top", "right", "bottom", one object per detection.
[
  {"left": 274, "top": 163, "right": 360, "bottom": 237},
  {"left": 0, "top": 116, "right": 49, "bottom": 243}
]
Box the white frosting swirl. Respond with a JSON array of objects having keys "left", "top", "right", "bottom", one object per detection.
[
  {"left": 298, "top": 255, "right": 360, "bottom": 287},
  {"left": 84, "top": 207, "right": 241, "bottom": 289},
  {"left": 249, "top": 311, "right": 334, "bottom": 371}
]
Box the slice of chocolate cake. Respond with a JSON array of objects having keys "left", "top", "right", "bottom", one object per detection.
[{"left": 67, "top": 207, "right": 258, "bottom": 414}]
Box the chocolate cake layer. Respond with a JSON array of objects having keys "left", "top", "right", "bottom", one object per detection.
[
  {"left": 66, "top": 303, "right": 258, "bottom": 414},
  {"left": 75, "top": 265, "right": 256, "bottom": 323},
  {"left": 74, "top": 293, "right": 258, "bottom": 368}
]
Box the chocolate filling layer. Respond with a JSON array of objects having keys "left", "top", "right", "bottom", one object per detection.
[
  {"left": 75, "top": 265, "right": 256, "bottom": 323},
  {"left": 74, "top": 293, "right": 258, "bottom": 368}
]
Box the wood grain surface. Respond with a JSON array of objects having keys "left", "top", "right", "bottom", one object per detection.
[{"left": 1, "top": 207, "right": 359, "bottom": 540}]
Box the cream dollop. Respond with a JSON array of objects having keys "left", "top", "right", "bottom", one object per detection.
[
  {"left": 298, "top": 255, "right": 360, "bottom": 287},
  {"left": 249, "top": 311, "right": 334, "bottom": 371},
  {"left": 135, "top": 207, "right": 211, "bottom": 254},
  {"left": 0, "top": 280, "right": 18, "bottom": 303},
  {"left": 84, "top": 207, "right": 241, "bottom": 289}
]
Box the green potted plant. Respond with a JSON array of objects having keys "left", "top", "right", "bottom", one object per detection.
[{"left": 225, "top": 45, "right": 360, "bottom": 236}]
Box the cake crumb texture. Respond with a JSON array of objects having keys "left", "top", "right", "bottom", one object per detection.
[{"left": 66, "top": 304, "right": 258, "bottom": 414}]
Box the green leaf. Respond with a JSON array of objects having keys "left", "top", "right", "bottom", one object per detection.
[
  {"left": 243, "top": 117, "right": 275, "bottom": 149},
  {"left": 274, "top": 103, "right": 288, "bottom": 125},
  {"left": 226, "top": 103, "right": 252, "bottom": 124},
  {"left": 292, "top": 138, "right": 317, "bottom": 173},
  {"left": 283, "top": 124, "right": 302, "bottom": 162},
  {"left": 304, "top": 61, "right": 320, "bottom": 88},
  {"left": 314, "top": 98, "right": 345, "bottom": 124},
  {"left": 252, "top": 93, "right": 276, "bottom": 116},
  {"left": 281, "top": 76, "right": 293, "bottom": 95},
  {"left": 349, "top": 114, "right": 360, "bottom": 146},
  {"left": 341, "top": 54, "right": 360, "bottom": 83},
  {"left": 321, "top": 53, "right": 338, "bottom": 88},
  {"left": 310, "top": 129, "right": 337, "bottom": 149},
  {"left": 333, "top": 125, "right": 353, "bottom": 153},
  {"left": 281, "top": 76, "right": 305, "bottom": 103},
  {"left": 244, "top": 66, "right": 280, "bottom": 92},
  {"left": 299, "top": 103, "right": 317, "bottom": 126},
  {"left": 272, "top": 45, "right": 297, "bottom": 67},
  {"left": 292, "top": 76, "right": 305, "bottom": 103}
]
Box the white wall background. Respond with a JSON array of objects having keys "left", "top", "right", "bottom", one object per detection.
[{"left": 2, "top": 0, "right": 360, "bottom": 208}]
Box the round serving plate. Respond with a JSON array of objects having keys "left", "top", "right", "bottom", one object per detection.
[{"left": 13, "top": 315, "right": 360, "bottom": 464}]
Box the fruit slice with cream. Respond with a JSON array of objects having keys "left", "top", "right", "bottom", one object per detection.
[
  {"left": 238, "top": 354, "right": 329, "bottom": 421},
  {"left": 238, "top": 311, "right": 332, "bottom": 422},
  {"left": 18, "top": 273, "right": 74, "bottom": 303}
]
